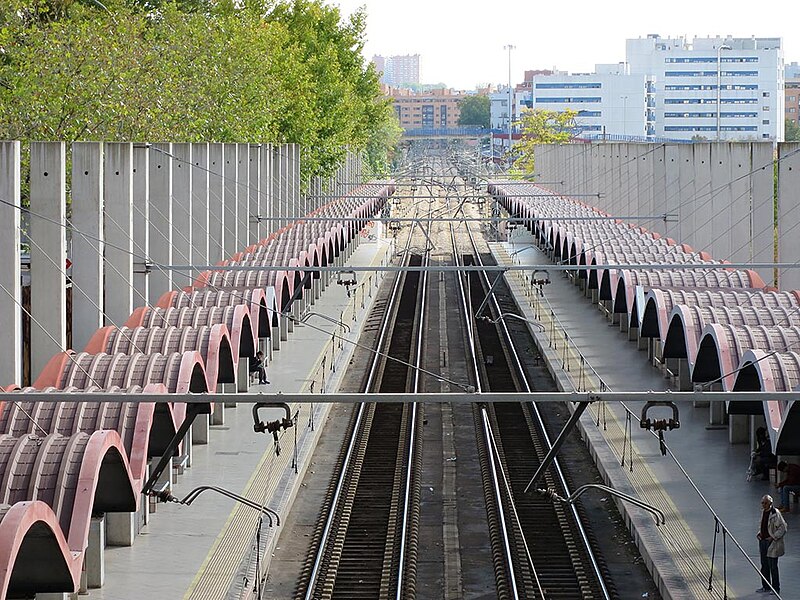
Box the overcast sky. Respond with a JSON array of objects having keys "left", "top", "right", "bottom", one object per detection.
[{"left": 330, "top": 0, "right": 799, "bottom": 89}]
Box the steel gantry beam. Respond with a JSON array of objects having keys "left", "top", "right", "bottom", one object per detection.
[
  {"left": 157, "top": 262, "right": 800, "bottom": 273},
  {"left": 4, "top": 391, "right": 800, "bottom": 404}
]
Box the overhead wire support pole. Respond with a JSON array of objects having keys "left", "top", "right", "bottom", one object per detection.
[
  {"left": 473, "top": 272, "right": 508, "bottom": 318},
  {"left": 523, "top": 400, "right": 595, "bottom": 494}
]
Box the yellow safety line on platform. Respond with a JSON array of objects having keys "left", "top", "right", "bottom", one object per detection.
[
  {"left": 493, "top": 242, "right": 726, "bottom": 599},
  {"left": 184, "top": 240, "right": 392, "bottom": 599}
]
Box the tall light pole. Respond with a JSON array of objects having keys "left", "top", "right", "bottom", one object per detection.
[
  {"left": 716, "top": 44, "right": 731, "bottom": 141},
  {"left": 504, "top": 44, "right": 516, "bottom": 162},
  {"left": 621, "top": 95, "right": 628, "bottom": 137}
]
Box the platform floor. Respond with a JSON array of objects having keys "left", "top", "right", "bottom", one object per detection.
[
  {"left": 493, "top": 235, "right": 799, "bottom": 600},
  {"left": 87, "top": 236, "right": 393, "bottom": 600}
]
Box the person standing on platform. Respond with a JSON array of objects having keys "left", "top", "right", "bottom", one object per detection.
[
  {"left": 756, "top": 494, "right": 787, "bottom": 595},
  {"left": 776, "top": 461, "right": 800, "bottom": 512}
]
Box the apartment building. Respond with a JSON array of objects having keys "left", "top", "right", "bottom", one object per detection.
[
  {"left": 387, "top": 87, "right": 463, "bottom": 129},
  {"left": 627, "top": 35, "right": 784, "bottom": 141},
  {"left": 525, "top": 64, "right": 651, "bottom": 138},
  {"left": 372, "top": 54, "right": 420, "bottom": 87}
]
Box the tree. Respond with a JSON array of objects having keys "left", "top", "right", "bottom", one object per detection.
[
  {"left": 512, "top": 108, "right": 577, "bottom": 176},
  {"left": 0, "top": 0, "right": 399, "bottom": 186},
  {"left": 786, "top": 119, "right": 800, "bottom": 142},
  {"left": 458, "top": 95, "right": 489, "bottom": 128}
]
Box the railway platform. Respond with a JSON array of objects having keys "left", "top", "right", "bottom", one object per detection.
[
  {"left": 491, "top": 235, "right": 800, "bottom": 600},
  {"left": 85, "top": 233, "right": 393, "bottom": 600}
]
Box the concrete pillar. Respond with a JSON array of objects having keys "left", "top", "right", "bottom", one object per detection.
[
  {"left": 729, "top": 414, "right": 749, "bottom": 444},
  {"left": 148, "top": 143, "right": 173, "bottom": 304},
  {"left": 208, "top": 143, "right": 225, "bottom": 265},
  {"left": 752, "top": 143, "right": 775, "bottom": 286},
  {"left": 271, "top": 145, "right": 282, "bottom": 231},
  {"left": 211, "top": 401, "right": 224, "bottom": 426},
  {"left": 223, "top": 143, "right": 238, "bottom": 259},
  {"left": 191, "top": 143, "right": 209, "bottom": 280},
  {"left": 132, "top": 145, "right": 150, "bottom": 307},
  {"left": 237, "top": 143, "right": 249, "bottom": 251},
  {"left": 678, "top": 359, "right": 692, "bottom": 391},
  {"left": 709, "top": 143, "right": 733, "bottom": 260},
  {"left": 281, "top": 144, "right": 290, "bottom": 225},
  {"left": 259, "top": 143, "right": 271, "bottom": 240},
  {"left": 0, "top": 142, "right": 22, "bottom": 386},
  {"left": 778, "top": 142, "right": 800, "bottom": 291},
  {"left": 693, "top": 144, "right": 714, "bottom": 253},
  {"left": 104, "top": 142, "right": 134, "bottom": 326},
  {"left": 106, "top": 511, "right": 135, "bottom": 546},
  {"left": 86, "top": 515, "right": 105, "bottom": 588},
  {"left": 171, "top": 143, "right": 192, "bottom": 285},
  {"left": 249, "top": 144, "right": 260, "bottom": 246},
  {"left": 192, "top": 413, "right": 210, "bottom": 444},
  {"left": 70, "top": 142, "right": 104, "bottom": 352},
  {"left": 237, "top": 360, "right": 249, "bottom": 393},
  {"left": 729, "top": 143, "right": 751, "bottom": 264},
  {"left": 29, "top": 142, "right": 66, "bottom": 378},
  {"left": 272, "top": 316, "right": 281, "bottom": 351}
]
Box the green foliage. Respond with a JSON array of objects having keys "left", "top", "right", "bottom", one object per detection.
[
  {"left": 512, "top": 108, "right": 577, "bottom": 176},
  {"left": 458, "top": 95, "right": 490, "bottom": 128},
  {"left": 0, "top": 0, "right": 397, "bottom": 183},
  {"left": 785, "top": 119, "right": 800, "bottom": 142}
]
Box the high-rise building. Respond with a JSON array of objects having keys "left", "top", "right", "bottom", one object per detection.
[
  {"left": 513, "top": 35, "right": 784, "bottom": 142},
  {"left": 627, "top": 35, "right": 783, "bottom": 141},
  {"left": 372, "top": 54, "right": 420, "bottom": 87}
]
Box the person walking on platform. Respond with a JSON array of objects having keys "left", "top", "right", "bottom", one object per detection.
[
  {"left": 776, "top": 461, "right": 800, "bottom": 512},
  {"left": 756, "top": 494, "right": 787, "bottom": 594}
]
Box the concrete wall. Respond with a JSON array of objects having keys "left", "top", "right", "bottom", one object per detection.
[
  {"left": 533, "top": 141, "right": 792, "bottom": 289},
  {"left": 0, "top": 142, "right": 311, "bottom": 385},
  {"left": 0, "top": 142, "right": 21, "bottom": 385}
]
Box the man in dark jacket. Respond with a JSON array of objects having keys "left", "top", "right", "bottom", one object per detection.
[{"left": 776, "top": 461, "right": 800, "bottom": 512}]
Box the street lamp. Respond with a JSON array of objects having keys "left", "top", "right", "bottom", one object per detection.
[
  {"left": 504, "top": 44, "right": 516, "bottom": 161},
  {"left": 716, "top": 44, "right": 731, "bottom": 141}
]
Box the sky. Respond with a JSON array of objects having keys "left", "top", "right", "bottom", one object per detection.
[{"left": 329, "top": 0, "right": 799, "bottom": 90}]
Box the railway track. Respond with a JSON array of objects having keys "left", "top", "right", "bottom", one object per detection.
[
  {"left": 297, "top": 197, "right": 428, "bottom": 600},
  {"left": 291, "top": 156, "right": 636, "bottom": 599}
]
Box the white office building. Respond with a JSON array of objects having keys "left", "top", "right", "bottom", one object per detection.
[
  {"left": 528, "top": 64, "right": 652, "bottom": 139},
  {"left": 627, "top": 35, "right": 784, "bottom": 141}
]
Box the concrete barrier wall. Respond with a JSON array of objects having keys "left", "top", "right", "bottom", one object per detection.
[
  {"left": 778, "top": 143, "right": 800, "bottom": 290},
  {"left": 0, "top": 142, "right": 368, "bottom": 388},
  {"left": 533, "top": 142, "right": 796, "bottom": 289}
]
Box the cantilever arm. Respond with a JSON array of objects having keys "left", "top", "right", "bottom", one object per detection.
[
  {"left": 179, "top": 485, "right": 280, "bottom": 527},
  {"left": 536, "top": 483, "right": 665, "bottom": 526}
]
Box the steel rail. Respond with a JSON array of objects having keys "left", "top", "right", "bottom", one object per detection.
[
  {"left": 395, "top": 199, "right": 432, "bottom": 600},
  {"left": 302, "top": 198, "right": 419, "bottom": 600},
  {"left": 466, "top": 219, "right": 612, "bottom": 599}
]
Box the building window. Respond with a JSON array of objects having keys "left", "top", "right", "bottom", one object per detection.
[
  {"left": 790, "top": 108, "right": 797, "bottom": 113},
  {"left": 763, "top": 91, "right": 770, "bottom": 97},
  {"left": 789, "top": 96, "right": 796, "bottom": 101},
  {"left": 763, "top": 106, "right": 770, "bottom": 111},
  {"left": 763, "top": 133, "right": 770, "bottom": 138},
  {"left": 763, "top": 119, "right": 770, "bottom": 125},
  {"left": 535, "top": 82, "right": 602, "bottom": 89}
]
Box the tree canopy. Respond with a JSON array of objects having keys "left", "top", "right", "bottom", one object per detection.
[
  {"left": 0, "top": 0, "right": 399, "bottom": 180},
  {"left": 458, "top": 95, "right": 490, "bottom": 129},
  {"left": 512, "top": 108, "right": 577, "bottom": 176},
  {"left": 786, "top": 119, "right": 800, "bottom": 142}
]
